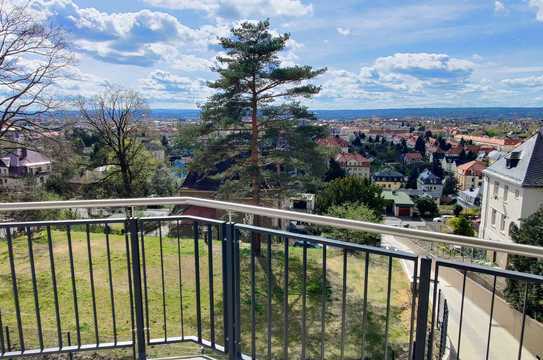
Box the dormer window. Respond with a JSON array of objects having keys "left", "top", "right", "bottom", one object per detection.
[{"left": 505, "top": 151, "right": 521, "bottom": 168}]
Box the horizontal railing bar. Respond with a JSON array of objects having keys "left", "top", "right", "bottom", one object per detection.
[
  {"left": 0, "top": 196, "right": 542, "bottom": 259},
  {"left": 236, "top": 223, "right": 418, "bottom": 260},
  {"left": 0, "top": 341, "right": 133, "bottom": 359},
  {"left": 139, "top": 215, "right": 225, "bottom": 225},
  {"left": 0, "top": 217, "right": 128, "bottom": 228},
  {"left": 0, "top": 215, "right": 225, "bottom": 229},
  {"left": 436, "top": 259, "right": 543, "bottom": 284}
]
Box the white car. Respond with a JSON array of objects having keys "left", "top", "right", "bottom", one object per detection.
[{"left": 433, "top": 215, "right": 454, "bottom": 222}]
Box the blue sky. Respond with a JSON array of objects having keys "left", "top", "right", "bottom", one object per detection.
[{"left": 21, "top": 0, "right": 543, "bottom": 109}]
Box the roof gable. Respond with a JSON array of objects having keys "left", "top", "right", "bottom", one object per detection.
[{"left": 484, "top": 130, "right": 543, "bottom": 187}]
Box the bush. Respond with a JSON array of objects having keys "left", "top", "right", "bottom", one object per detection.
[
  {"left": 505, "top": 207, "right": 543, "bottom": 321},
  {"left": 322, "top": 202, "right": 381, "bottom": 246},
  {"left": 415, "top": 197, "right": 439, "bottom": 218},
  {"left": 316, "top": 176, "right": 384, "bottom": 215},
  {"left": 448, "top": 216, "right": 474, "bottom": 236}
]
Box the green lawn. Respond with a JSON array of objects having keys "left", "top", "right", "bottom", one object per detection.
[{"left": 0, "top": 226, "right": 414, "bottom": 359}]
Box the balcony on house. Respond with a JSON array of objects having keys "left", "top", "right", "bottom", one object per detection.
[{"left": 0, "top": 197, "right": 541, "bottom": 360}]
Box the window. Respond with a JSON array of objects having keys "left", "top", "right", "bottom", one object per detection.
[
  {"left": 493, "top": 181, "right": 499, "bottom": 198},
  {"left": 504, "top": 185, "right": 509, "bottom": 201},
  {"left": 515, "top": 189, "right": 520, "bottom": 198},
  {"left": 500, "top": 214, "right": 506, "bottom": 232},
  {"left": 491, "top": 209, "right": 497, "bottom": 226}
]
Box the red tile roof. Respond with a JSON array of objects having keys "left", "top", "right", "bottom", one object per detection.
[
  {"left": 335, "top": 153, "right": 371, "bottom": 166},
  {"left": 456, "top": 160, "right": 487, "bottom": 176},
  {"left": 317, "top": 136, "right": 349, "bottom": 148},
  {"left": 403, "top": 152, "right": 423, "bottom": 161}
]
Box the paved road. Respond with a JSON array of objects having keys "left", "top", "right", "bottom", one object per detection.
[{"left": 383, "top": 234, "right": 538, "bottom": 360}]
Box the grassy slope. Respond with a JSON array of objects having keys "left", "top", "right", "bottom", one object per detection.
[{"left": 0, "top": 228, "right": 413, "bottom": 359}]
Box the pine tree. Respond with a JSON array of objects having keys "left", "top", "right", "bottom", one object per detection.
[
  {"left": 192, "top": 20, "right": 327, "bottom": 253},
  {"left": 415, "top": 136, "right": 426, "bottom": 155},
  {"left": 194, "top": 20, "right": 326, "bottom": 202}
]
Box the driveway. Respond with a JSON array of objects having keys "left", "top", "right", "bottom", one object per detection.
[{"left": 382, "top": 234, "right": 539, "bottom": 359}]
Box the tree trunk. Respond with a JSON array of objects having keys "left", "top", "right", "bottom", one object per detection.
[
  {"left": 250, "top": 92, "right": 262, "bottom": 256},
  {"left": 119, "top": 154, "right": 132, "bottom": 197}
]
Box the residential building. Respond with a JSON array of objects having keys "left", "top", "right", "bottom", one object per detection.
[
  {"left": 372, "top": 168, "right": 404, "bottom": 190},
  {"left": 0, "top": 149, "right": 51, "bottom": 189},
  {"left": 335, "top": 153, "right": 371, "bottom": 178},
  {"left": 382, "top": 190, "right": 415, "bottom": 217},
  {"left": 453, "top": 134, "right": 522, "bottom": 151},
  {"left": 402, "top": 152, "right": 423, "bottom": 164},
  {"left": 417, "top": 169, "right": 444, "bottom": 204},
  {"left": 455, "top": 160, "right": 486, "bottom": 191},
  {"left": 479, "top": 129, "right": 543, "bottom": 267},
  {"left": 458, "top": 186, "right": 482, "bottom": 208},
  {"left": 317, "top": 136, "right": 349, "bottom": 154}
]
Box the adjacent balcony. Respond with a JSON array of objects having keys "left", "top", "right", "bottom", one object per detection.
[{"left": 0, "top": 197, "right": 541, "bottom": 360}]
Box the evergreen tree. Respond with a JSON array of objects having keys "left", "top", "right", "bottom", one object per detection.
[
  {"left": 443, "top": 176, "right": 458, "bottom": 196},
  {"left": 193, "top": 20, "right": 326, "bottom": 204},
  {"left": 415, "top": 136, "right": 426, "bottom": 155},
  {"left": 191, "top": 20, "right": 326, "bottom": 254},
  {"left": 324, "top": 158, "right": 346, "bottom": 182}
]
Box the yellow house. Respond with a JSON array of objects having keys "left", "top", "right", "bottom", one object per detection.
[
  {"left": 455, "top": 160, "right": 486, "bottom": 191},
  {"left": 372, "top": 168, "right": 405, "bottom": 190}
]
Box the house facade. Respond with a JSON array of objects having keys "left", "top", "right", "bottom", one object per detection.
[
  {"left": 335, "top": 153, "right": 371, "bottom": 178},
  {"left": 455, "top": 160, "right": 486, "bottom": 191},
  {"left": 417, "top": 169, "right": 444, "bottom": 204},
  {"left": 0, "top": 149, "right": 52, "bottom": 190},
  {"left": 479, "top": 130, "right": 543, "bottom": 267},
  {"left": 317, "top": 136, "right": 349, "bottom": 154},
  {"left": 372, "top": 168, "right": 404, "bottom": 190}
]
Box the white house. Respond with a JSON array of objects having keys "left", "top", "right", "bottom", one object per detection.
[
  {"left": 0, "top": 149, "right": 51, "bottom": 190},
  {"left": 417, "top": 169, "right": 444, "bottom": 204},
  {"left": 479, "top": 130, "right": 543, "bottom": 267}
]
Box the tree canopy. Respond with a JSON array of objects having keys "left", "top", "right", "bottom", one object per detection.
[
  {"left": 505, "top": 207, "right": 543, "bottom": 321},
  {"left": 191, "top": 19, "right": 327, "bottom": 203},
  {"left": 415, "top": 197, "right": 439, "bottom": 218},
  {"left": 316, "top": 176, "right": 384, "bottom": 215},
  {"left": 323, "top": 203, "right": 381, "bottom": 246}
]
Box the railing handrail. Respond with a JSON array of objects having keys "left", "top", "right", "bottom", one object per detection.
[{"left": 0, "top": 196, "right": 542, "bottom": 259}]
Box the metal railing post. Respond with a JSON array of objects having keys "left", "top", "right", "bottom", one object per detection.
[
  {"left": 129, "top": 218, "right": 147, "bottom": 360},
  {"left": 413, "top": 257, "right": 432, "bottom": 360},
  {"left": 223, "top": 223, "right": 239, "bottom": 359}
]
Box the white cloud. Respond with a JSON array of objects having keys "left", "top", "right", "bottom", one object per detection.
[
  {"left": 139, "top": 70, "right": 214, "bottom": 105},
  {"left": 23, "top": 0, "right": 211, "bottom": 66},
  {"left": 494, "top": 1, "right": 506, "bottom": 13},
  {"left": 336, "top": 27, "right": 351, "bottom": 36},
  {"left": 529, "top": 0, "right": 543, "bottom": 21},
  {"left": 502, "top": 75, "right": 543, "bottom": 88},
  {"left": 144, "top": 0, "right": 313, "bottom": 18},
  {"left": 316, "top": 52, "right": 478, "bottom": 105}
]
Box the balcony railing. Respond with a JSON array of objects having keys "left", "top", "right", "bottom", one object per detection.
[{"left": 0, "top": 197, "right": 541, "bottom": 360}]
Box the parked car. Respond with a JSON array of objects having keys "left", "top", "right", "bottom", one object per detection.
[{"left": 433, "top": 215, "right": 453, "bottom": 222}]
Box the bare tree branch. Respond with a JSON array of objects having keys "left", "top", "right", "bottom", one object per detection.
[
  {"left": 78, "top": 85, "right": 148, "bottom": 197},
  {"left": 0, "top": 1, "right": 73, "bottom": 148}
]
